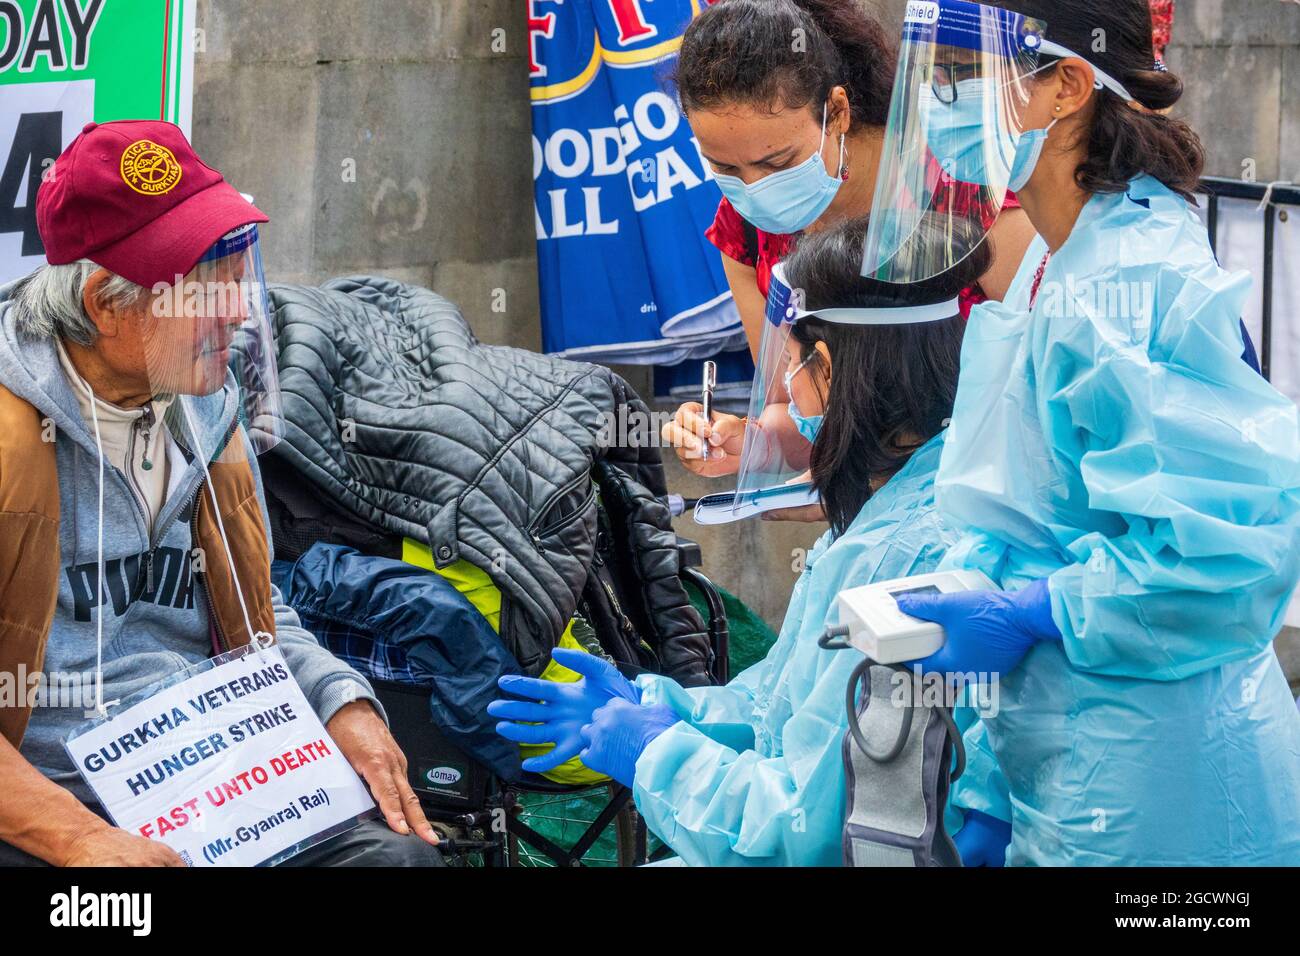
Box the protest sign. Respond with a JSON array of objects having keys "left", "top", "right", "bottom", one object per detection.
[{"left": 65, "top": 644, "right": 375, "bottom": 867}]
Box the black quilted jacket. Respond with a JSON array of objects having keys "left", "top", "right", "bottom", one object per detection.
[{"left": 262, "top": 276, "right": 712, "bottom": 683}]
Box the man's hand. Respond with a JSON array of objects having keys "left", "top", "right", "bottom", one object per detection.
[
  {"left": 61, "top": 825, "right": 186, "bottom": 867},
  {"left": 326, "top": 700, "right": 439, "bottom": 846},
  {"left": 0, "top": 734, "right": 183, "bottom": 866}
]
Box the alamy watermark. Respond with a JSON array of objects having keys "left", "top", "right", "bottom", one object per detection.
[
  {"left": 1037, "top": 275, "right": 1155, "bottom": 331},
  {"left": 888, "top": 667, "right": 1001, "bottom": 717},
  {"left": 596, "top": 406, "right": 677, "bottom": 451},
  {"left": 150, "top": 276, "right": 253, "bottom": 319},
  {"left": 0, "top": 665, "right": 114, "bottom": 713}
]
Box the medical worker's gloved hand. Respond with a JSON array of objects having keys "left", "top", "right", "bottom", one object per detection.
[
  {"left": 954, "top": 810, "right": 1012, "bottom": 867},
  {"left": 578, "top": 699, "right": 681, "bottom": 787},
  {"left": 489, "top": 648, "right": 639, "bottom": 774},
  {"left": 896, "top": 578, "right": 1061, "bottom": 679}
]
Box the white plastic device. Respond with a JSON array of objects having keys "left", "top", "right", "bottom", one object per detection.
[{"left": 832, "top": 569, "right": 996, "bottom": 664}]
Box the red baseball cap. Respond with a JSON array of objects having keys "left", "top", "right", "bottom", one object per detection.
[{"left": 36, "top": 119, "right": 268, "bottom": 289}]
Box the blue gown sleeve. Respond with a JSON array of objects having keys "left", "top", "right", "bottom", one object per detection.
[
  {"left": 635, "top": 661, "right": 768, "bottom": 753},
  {"left": 630, "top": 648, "right": 861, "bottom": 867},
  {"left": 629, "top": 442, "right": 984, "bottom": 864},
  {"left": 948, "top": 712, "right": 1011, "bottom": 824},
  {"left": 1041, "top": 258, "right": 1300, "bottom": 680}
]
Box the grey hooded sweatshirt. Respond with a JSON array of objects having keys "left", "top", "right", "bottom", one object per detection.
[{"left": 0, "top": 282, "right": 381, "bottom": 805}]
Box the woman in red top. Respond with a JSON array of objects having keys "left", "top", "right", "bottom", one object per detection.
[
  {"left": 661, "top": 0, "right": 1036, "bottom": 496},
  {"left": 1150, "top": 0, "right": 1174, "bottom": 60}
]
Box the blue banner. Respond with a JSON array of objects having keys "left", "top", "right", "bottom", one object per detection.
[{"left": 530, "top": 0, "right": 739, "bottom": 360}]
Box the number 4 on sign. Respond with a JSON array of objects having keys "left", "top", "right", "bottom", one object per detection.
[{"left": 0, "top": 110, "right": 62, "bottom": 257}]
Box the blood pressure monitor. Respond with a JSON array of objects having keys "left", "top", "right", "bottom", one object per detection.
[{"left": 832, "top": 569, "right": 996, "bottom": 664}]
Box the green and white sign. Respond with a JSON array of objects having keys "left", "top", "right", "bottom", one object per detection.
[{"left": 0, "top": 0, "right": 195, "bottom": 282}]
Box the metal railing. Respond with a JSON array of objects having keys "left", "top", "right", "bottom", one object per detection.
[{"left": 1199, "top": 176, "right": 1300, "bottom": 382}]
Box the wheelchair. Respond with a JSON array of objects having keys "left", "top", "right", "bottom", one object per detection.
[{"left": 361, "top": 535, "right": 728, "bottom": 868}]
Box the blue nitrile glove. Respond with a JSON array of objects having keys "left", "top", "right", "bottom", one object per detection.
[
  {"left": 578, "top": 698, "right": 681, "bottom": 787},
  {"left": 489, "top": 647, "right": 639, "bottom": 773},
  {"left": 896, "top": 578, "right": 1061, "bottom": 679},
  {"left": 954, "top": 809, "right": 1012, "bottom": 867}
]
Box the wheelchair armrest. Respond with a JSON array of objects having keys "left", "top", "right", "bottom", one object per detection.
[
  {"left": 680, "top": 566, "right": 730, "bottom": 685},
  {"left": 675, "top": 535, "right": 703, "bottom": 570}
]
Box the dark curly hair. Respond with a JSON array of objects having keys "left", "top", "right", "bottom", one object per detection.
[
  {"left": 1000, "top": 0, "right": 1204, "bottom": 199},
  {"left": 674, "top": 0, "right": 896, "bottom": 130},
  {"left": 782, "top": 216, "right": 990, "bottom": 536}
]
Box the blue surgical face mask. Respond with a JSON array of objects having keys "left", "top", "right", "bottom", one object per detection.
[
  {"left": 787, "top": 402, "right": 822, "bottom": 444},
  {"left": 920, "top": 76, "right": 1057, "bottom": 191},
  {"left": 784, "top": 356, "right": 823, "bottom": 443},
  {"left": 920, "top": 79, "right": 1001, "bottom": 185},
  {"left": 711, "top": 104, "right": 845, "bottom": 235},
  {"left": 1006, "top": 117, "right": 1058, "bottom": 191}
]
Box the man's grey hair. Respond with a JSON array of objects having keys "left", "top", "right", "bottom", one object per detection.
[{"left": 10, "top": 259, "right": 149, "bottom": 346}]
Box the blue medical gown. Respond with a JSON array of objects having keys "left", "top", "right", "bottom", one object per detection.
[
  {"left": 632, "top": 435, "right": 972, "bottom": 865},
  {"left": 941, "top": 175, "right": 1300, "bottom": 865}
]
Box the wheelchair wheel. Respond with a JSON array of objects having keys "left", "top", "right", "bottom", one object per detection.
[{"left": 506, "top": 782, "right": 639, "bottom": 867}]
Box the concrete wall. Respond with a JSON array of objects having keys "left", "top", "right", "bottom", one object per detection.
[
  {"left": 1165, "top": 0, "right": 1300, "bottom": 182},
  {"left": 191, "top": 0, "right": 542, "bottom": 352}
]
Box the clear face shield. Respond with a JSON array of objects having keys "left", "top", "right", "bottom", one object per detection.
[
  {"left": 862, "top": 0, "right": 1138, "bottom": 285},
  {"left": 158, "top": 222, "right": 282, "bottom": 651},
  {"left": 861, "top": 0, "right": 1047, "bottom": 284},
  {"left": 729, "top": 261, "right": 962, "bottom": 519},
  {"left": 731, "top": 264, "right": 818, "bottom": 517},
  {"left": 144, "top": 221, "right": 283, "bottom": 461},
  {"left": 78, "top": 221, "right": 282, "bottom": 715}
]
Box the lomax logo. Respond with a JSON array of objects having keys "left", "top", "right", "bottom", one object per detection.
[
  {"left": 426, "top": 766, "right": 463, "bottom": 786},
  {"left": 905, "top": 1, "right": 941, "bottom": 25}
]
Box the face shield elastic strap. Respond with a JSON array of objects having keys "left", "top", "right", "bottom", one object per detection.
[
  {"left": 787, "top": 296, "right": 962, "bottom": 327},
  {"left": 179, "top": 401, "right": 275, "bottom": 654},
  {"left": 1032, "top": 39, "right": 1135, "bottom": 103},
  {"left": 79, "top": 382, "right": 119, "bottom": 719}
]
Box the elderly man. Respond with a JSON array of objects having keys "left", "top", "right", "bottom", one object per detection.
[{"left": 0, "top": 120, "right": 442, "bottom": 867}]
